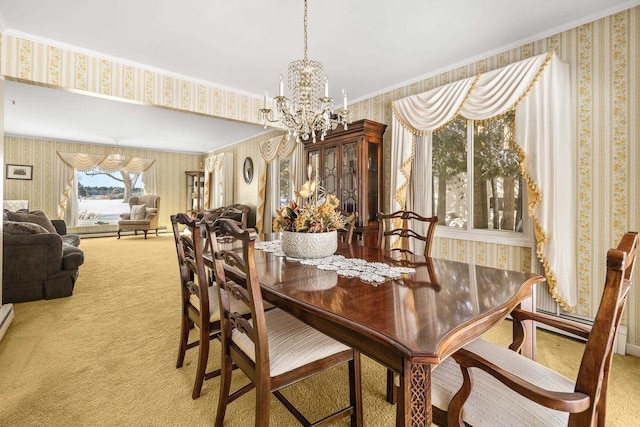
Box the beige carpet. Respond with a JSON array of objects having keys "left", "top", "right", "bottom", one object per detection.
[{"left": 0, "top": 233, "right": 638, "bottom": 426}]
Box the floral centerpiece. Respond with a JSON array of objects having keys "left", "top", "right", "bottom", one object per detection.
[{"left": 273, "top": 166, "right": 350, "bottom": 258}]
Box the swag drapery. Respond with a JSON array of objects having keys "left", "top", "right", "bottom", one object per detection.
[
  {"left": 256, "top": 134, "right": 298, "bottom": 233},
  {"left": 56, "top": 152, "right": 156, "bottom": 226},
  {"left": 391, "top": 51, "right": 576, "bottom": 310}
]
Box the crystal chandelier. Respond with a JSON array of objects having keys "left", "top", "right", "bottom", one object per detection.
[
  {"left": 108, "top": 138, "right": 126, "bottom": 162},
  {"left": 259, "top": 0, "right": 351, "bottom": 143}
]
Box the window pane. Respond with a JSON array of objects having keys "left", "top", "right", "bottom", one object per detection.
[
  {"left": 323, "top": 146, "right": 337, "bottom": 195},
  {"left": 279, "top": 158, "right": 292, "bottom": 205},
  {"left": 472, "top": 113, "right": 523, "bottom": 232},
  {"left": 77, "top": 169, "right": 142, "bottom": 225},
  {"left": 432, "top": 117, "right": 468, "bottom": 228}
]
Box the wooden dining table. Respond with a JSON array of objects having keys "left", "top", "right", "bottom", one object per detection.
[{"left": 209, "top": 236, "right": 544, "bottom": 427}]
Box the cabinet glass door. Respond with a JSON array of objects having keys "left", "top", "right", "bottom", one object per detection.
[
  {"left": 341, "top": 142, "right": 358, "bottom": 213},
  {"left": 323, "top": 146, "right": 338, "bottom": 196}
]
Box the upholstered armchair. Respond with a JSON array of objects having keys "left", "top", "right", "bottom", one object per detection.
[{"left": 117, "top": 195, "right": 160, "bottom": 239}]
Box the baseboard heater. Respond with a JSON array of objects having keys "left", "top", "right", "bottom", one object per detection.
[{"left": 535, "top": 281, "right": 627, "bottom": 355}]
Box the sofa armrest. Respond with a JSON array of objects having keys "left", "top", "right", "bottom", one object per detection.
[
  {"left": 62, "top": 243, "right": 85, "bottom": 270},
  {"left": 120, "top": 213, "right": 131, "bottom": 220},
  {"left": 51, "top": 219, "right": 68, "bottom": 235}
]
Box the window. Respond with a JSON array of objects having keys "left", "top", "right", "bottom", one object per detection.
[
  {"left": 278, "top": 157, "right": 294, "bottom": 206},
  {"left": 77, "top": 168, "right": 143, "bottom": 225},
  {"left": 431, "top": 113, "right": 528, "bottom": 244}
]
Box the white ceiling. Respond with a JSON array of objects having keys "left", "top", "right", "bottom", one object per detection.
[{"left": 1, "top": 0, "right": 638, "bottom": 153}]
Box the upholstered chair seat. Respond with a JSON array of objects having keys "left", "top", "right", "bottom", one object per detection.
[
  {"left": 232, "top": 308, "right": 351, "bottom": 377},
  {"left": 432, "top": 338, "right": 573, "bottom": 426}
]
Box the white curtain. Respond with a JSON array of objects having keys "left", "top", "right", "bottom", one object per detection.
[
  {"left": 391, "top": 52, "right": 576, "bottom": 309},
  {"left": 263, "top": 161, "right": 280, "bottom": 233},
  {"left": 56, "top": 152, "right": 156, "bottom": 225},
  {"left": 204, "top": 153, "right": 234, "bottom": 209},
  {"left": 406, "top": 134, "right": 433, "bottom": 255}
]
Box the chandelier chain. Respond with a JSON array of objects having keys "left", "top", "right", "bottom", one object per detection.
[{"left": 303, "top": 0, "right": 308, "bottom": 62}]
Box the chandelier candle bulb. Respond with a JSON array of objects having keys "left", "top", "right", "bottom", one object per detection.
[
  {"left": 343, "top": 89, "right": 347, "bottom": 110},
  {"left": 279, "top": 75, "right": 284, "bottom": 96},
  {"left": 324, "top": 78, "right": 329, "bottom": 97}
]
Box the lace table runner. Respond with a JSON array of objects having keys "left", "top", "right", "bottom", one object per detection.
[{"left": 255, "top": 239, "right": 415, "bottom": 285}]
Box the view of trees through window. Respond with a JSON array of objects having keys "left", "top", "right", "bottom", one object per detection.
[
  {"left": 77, "top": 168, "right": 143, "bottom": 225},
  {"left": 279, "top": 158, "right": 293, "bottom": 205},
  {"left": 432, "top": 113, "right": 523, "bottom": 232}
]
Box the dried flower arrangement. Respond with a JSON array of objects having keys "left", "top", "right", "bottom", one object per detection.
[{"left": 273, "top": 165, "right": 348, "bottom": 233}]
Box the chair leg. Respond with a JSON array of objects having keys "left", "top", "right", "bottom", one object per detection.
[
  {"left": 214, "top": 351, "right": 234, "bottom": 427},
  {"left": 117, "top": 229, "right": 121, "bottom": 239},
  {"left": 143, "top": 230, "right": 148, "bottom": 239},
  {"left": 256, "top": 381, "right": 271, "bottom": 427},
  {"left": 349, "top": 352, "right": 363, "bottom": 427},
  {"left": 386, "top": 368, "right": 398, "bottom": 404},
  {"left": 176, "top": 313, "right": 190, "bottom": 369},
  {"left": 191, "top": 328, "right": 210, "bottom": 399}
]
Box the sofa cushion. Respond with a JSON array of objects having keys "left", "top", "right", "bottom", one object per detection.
[
  {"left": 3, "top": 220, "right": 50, "bottom": 235},
  {"left": 130, "top": 204, "right": 147, "bottom": 220},
  {"left": 6, "top": 210, "right": 57, "bottom": 233}
]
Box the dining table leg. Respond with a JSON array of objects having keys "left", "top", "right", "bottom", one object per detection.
[{"left": 396, "top": 359, "right": 430, "bottom": 427}]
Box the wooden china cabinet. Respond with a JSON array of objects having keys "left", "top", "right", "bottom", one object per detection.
[
  {"left": 304, "top": 119, "right": 386, "bottom": 240},
  {"left": 185, "top": 171, "right": 205, "bottom": 213}
]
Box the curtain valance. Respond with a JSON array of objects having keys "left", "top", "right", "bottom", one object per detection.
[
  {"left": 57, "top": 152, "right": 156, "bottom": 173},
  {"left": 390, "top": 52, "right": 576, "bottom": 310},
  {"left": 259, "top": 134, "right": 297, "bottom": 163}
]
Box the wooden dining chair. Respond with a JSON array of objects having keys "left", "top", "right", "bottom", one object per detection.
[
  {"left": 377, "top": 210, "right": 438, "bottom": 257},
  {"left": 338, "top": 211, "right": 358, "bottom": 243},
  {"left": 377, "top": 209, "right": 438, "bottom": 403},
  {"left": 207, "top": 218, "right": 363, "bottom": 427},
  {"left": 430, "top": 231, "right": 638, "bottom": 427},
  {"left": 170, "top": 213, "right": 250, "bottom": 399}
]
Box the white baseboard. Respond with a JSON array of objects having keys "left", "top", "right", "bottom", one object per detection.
[
  {"left": 615, "top": 325, "right": 627, "bottom": 355},
  {"left": 626, "top": 343, "right": 640, "bottom": 357},
  {"left": 0, "top": 304, "right": 15, "bottom": 342}
]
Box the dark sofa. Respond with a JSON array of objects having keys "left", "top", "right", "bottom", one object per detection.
[
  {"left": 197, "top": 204, "right": 251, "bottom": 229},
  {"left": 3, "top": 210, "right": 84, "bottom": 304}
]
